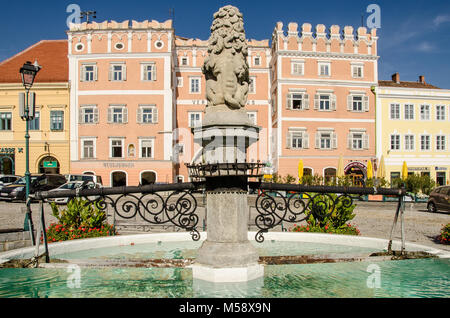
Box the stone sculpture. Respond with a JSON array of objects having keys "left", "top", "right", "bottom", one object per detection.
[{"left": 202, "top": 5, "right": 250, "bottom": 112}]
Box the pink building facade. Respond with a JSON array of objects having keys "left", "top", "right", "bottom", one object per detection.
[
  {"left": 67, "top": 19, "right": 378, "bottom": 186},
  {"left": 270, "top": 22, "right": 379, "bottom": 183}
]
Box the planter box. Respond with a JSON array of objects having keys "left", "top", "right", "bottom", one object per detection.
[{"left": 368, "top": 195, "right": 383, "bottom": 202}]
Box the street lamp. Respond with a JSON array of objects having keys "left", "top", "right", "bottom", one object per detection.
[{"left": 19, "top": 60, "right": 41, "bottom": 245}]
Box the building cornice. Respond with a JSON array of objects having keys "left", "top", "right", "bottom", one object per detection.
[{"left": 276, "top": 50, "right": 379, "bottom": 61}]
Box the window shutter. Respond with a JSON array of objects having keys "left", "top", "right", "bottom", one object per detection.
[
  {"left": 153, "top": 108, "right": 158, "bottom": 124},
  {"left": 107, "top": 108, "right": 112, "bottom": 123},
  {"left": 137, "top": 108, "right": 142, "bottom": 124},
  {"left": 94, "top": 65, "right": 98, "bottom": 81},
  {"left": 123, "top": 107, "right": 128, "bottom": 124},
  {"left": 304, "top": 94, "right": 310, "bottom": 110},
  {"left": 94, "top": 107, "right": 99, "bottom": 123},
  {"left": 315, "top": 132, "right": 321, "bottom": 149},
  {"left": 364, "top": 96, "right": 370, "bottom": 112},
  {"left": 286, "top": 133, "right": 292, "bottom": 149},
  {"left": 314, "top": 94, "right": 320, "bottom": 110},
  {"left": 331, "top": 95, "right": 337, "bottom": 111},
  {"left": 79, "top": 108, "right": 84, "bottom": 123},
  {"left": 286, "top": 94, "right": 292, "bottom": 110},
  {"left": 303, "top": 132, "right": 309, "bottom": 149},
  {"left": 108, "top": 65, "right": 113, "bottom": 81},
  {"left": 123, "top": 65, "right": 127, "bottom": 81},
  {"left": 347, "top": 95, "right": 353, "bottom": 111},
  {"left": 332, "top": 133, "right": 338, "bottom": 149},
  {"left": 80, "top": 66, "right": 86, "bottom": 82},
  {"left": 363, "top": 134, "right": 369, "bottom": 149},
  {"left": 348, "top": 133, "right": 353, "bottom": 150},
  {"left": 152, "top": 65, "right": 157, "bottom": 81}
]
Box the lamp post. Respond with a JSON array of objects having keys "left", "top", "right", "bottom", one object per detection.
[{"left": 19, "top": 60, "right": 41, "bottom": 245}]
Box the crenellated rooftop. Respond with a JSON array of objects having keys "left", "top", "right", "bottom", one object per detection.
[{"left": 68, "top": 19, "right": 173, "bottom": 32}]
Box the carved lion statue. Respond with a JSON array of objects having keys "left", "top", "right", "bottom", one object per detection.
[{"left": 202, "top": 5, "right": 250, "bottom": 110}]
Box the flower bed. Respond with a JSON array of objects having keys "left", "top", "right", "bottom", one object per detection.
[
  {"left": 291, "top": 223, "right": 360, "bottom": 236},
  {"left": 438, "top": 224, "right": 449, "bottom": 245},
  {"left": 45, "top": 224, "right": 115, "bottom": 243}
]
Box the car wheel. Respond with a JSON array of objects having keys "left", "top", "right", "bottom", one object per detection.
[{"left": 427, "top": 202, "right": 437, "bottom": 213}]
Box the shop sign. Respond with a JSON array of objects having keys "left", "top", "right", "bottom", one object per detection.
[
  {"left": 103, "top": 163, "right": 135, "bottom": 169},
  {"left": 0, "top": 148, "right": 15, "bottom": 154},
  {"left": 435, "top": 167, "right": 448, "bottom": 171},
  {"left": 408, "top": 167, "right": 430, "bottom": 172},
  {"left": 43, "top": 161, "right": 58, "bottom": 168},
  {"left": 344, "top": 162, "right": 367, "bottom": 174}
]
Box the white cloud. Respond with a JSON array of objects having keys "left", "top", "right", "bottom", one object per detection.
[
  {"left": 433, "top": 14, "right": 450, "bottom": 27},
  {"left": 417, "top": 41, "right": 436, "bottom": 53}
]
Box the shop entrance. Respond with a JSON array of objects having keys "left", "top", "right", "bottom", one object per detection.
[
  {"left": 344, "top": 162, "right": 367, "bottom": 187},
  {"left": 38, "top": 156, "right": 60, "bottom": 174},
  {"left": 0, "top": 156, "right": 14, "bottom": 175},
  {"left": 436, "top": 172, "right": 446, "bottom": 187}
]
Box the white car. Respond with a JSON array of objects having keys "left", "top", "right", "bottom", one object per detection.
[{"left": 46, "top": 181, "right": 98, "bottom": 205}]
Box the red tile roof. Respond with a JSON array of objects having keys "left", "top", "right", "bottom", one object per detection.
[
  {"left": 0, "top": 40, "right": 68, "bottom": 84},
  {"left": 379, "top": 80, "right": 440, "bottom": 89}
]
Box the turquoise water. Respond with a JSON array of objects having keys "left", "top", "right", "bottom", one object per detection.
[{"left": 0, "top": 259, "right": 449, "bottom": 298}]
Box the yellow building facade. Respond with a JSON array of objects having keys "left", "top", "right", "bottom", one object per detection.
[{"left": 374, "top": 74, "right": 450, "bottom": 186}]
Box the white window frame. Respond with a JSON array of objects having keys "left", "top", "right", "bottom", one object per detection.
[
  {"left": 318, "top": 61, "right": 331, "bottom": 77},
  {"left": 81, "top": 138, "right": 96, "bottom": 159},
  {"left": 109, "top": 138, "right": 125, "bottom": 159},
  {"left": 348, "top": 130, "right": 369, "bottom": 151},
  {"left": 137, "top": 105, "right": 158, "bottom": 124},
  {"left": 351, "top": 64, "right": 364, "bottom": 79},
  {"left": 80, "top": 105, "right": 99, "bottom": 124},
  {"left": 180, "top": 56, "right": 189, "bottom": 66},
  {"left": 109, "top": 62, "right": 126, "bottom": 82},
  {"left": 247, "top": 112, "right": 257, "bottom": 125},
  {"left": 81, "top": 63, "right": 97, "bottom": 82},
  {"left": 291, "top": 60, "right": 305, "bottom": 76},
  {"left": 177, "top": 77, "right": 183, "bottom": 88},
  {"left": 253, "top": 55, "right": 261, "bottom": 66},
  {"left": 189, "top": 112, "right": 202, "bottom": 128},
  {"left": 108, "top": 105, "right": 128, "bottom": 124},
  {"left": 404, "top": 134, "right": 415, "bottom": 151},
  {"left": 420, "top": 134, "right": 431, "bottom": 151},
  {"left": 141, "top": 62, "right": 156, "bottom": 82},
  {"left": 287, "top": 92, "right": 310, "bottom": 110},
  {"left": 314, "top": 93, "right": 336, "bottom": 111},
  {"left": 420, "top": 104, "right": 431, "bottom": 121},
  {"left": 287, "top": 129, "right": 310, "bottom": 150},
  {"left": 249, "top": 76, "right": 256, "bottom": 94},
  {"left": 189, "top": 77, "right": 201, "bottom": 94},
  {"left": 436, "top": 105, "right": 446, "bottom": 121},
  {"left": 436, "top": 135, "right": 447, "bottom": 151},
  {"left": 139, "top": 138, "right": 155, "bottom": 159},
  {"left": 390, "top": 103, "right": 401, "bottom": 120},
  {"left": 404, "top": 104, "right": 415, "bottom": 120},
  {"left": 390, "top": 134, "right": 401, "bottom": 151},
  {"left": 348, "top": 94, "right": 369, "bottom": 112},
  {"left": 315, "top": 129, "right": 337, "bottom": 150}
]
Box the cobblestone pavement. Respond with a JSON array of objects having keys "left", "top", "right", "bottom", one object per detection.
[{"left": 0, "top": 199, "right": 449, "bottom": 252}]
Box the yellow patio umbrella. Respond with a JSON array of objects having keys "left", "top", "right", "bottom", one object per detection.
[
  {"left": 367, "top": 160, "right": 373, "bottom": 179},
  {"left": 337, "top": 155, "right": 345, "bottom": 178},
  {"left": 298, "top": 160, "right": 304, "bottom": 183},
  {"left": 402, "top": 161, "right": 408, "bottom": 180},
  {"left": 377, "top": 155, "right": 386, "bottom": 179}
]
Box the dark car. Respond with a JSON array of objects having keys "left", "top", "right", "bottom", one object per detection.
[
  {"left": 427, "top": 186, "right": 450, "bottom": 213},
  {"left": 0, "top": 175, "right": 21, "bottom": 190},
  {"left": 0, "top": 174, "right": 67, "bottom": 202}
]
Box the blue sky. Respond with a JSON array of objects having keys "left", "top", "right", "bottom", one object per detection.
[{"left": 1, "top": 0, "right": 450, "bottom": 88}]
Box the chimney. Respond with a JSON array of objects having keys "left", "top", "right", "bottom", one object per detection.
[
  {"left": 392, "top": 73, "right": 400, "bottom": 84},
  {"left": 419, "top": 75, "right": 425, "bottom": 84}
]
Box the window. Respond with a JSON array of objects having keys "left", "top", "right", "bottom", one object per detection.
[
  {"left": 292, "top": 61, "right": 304, "bottom": 76},
  {"left": 190, "top": 77, "right": 201, "bottom": 93},
  {"left": 177, "top": 77, "right": 183, "bottom": 88},
  {"left": 404, "top": 135, "right": 415, "bottom": 151},
  {"left": 109, "top": 63, "right": 126, "bottom": 81},
  {"left": 352, "top": 65, "right": 364, "bottom": 78},
  {"left": 247, "top": 112, "right": 257, "bottom": 125},
  {"left": 288, "top": 130, "right": 309, "bottom": 150},
  {"left": 318, "top": 62, "right": 330, "bottom": 76},
  {"left": 287, "top": 93, "right": 309, "bottom": 110},
  {"left": 404, "top": 104, "right": 415, "bottom": 120},
  {"left": 436, "top": 135, "right": 447, "bottom": 151},
  {"left": 108, "top": 106, "right": 128, "bottom": 124},
  {"left": 29, "top": 111, "right": 40, "bottom": 130},
  {"left": 390, "top": 134, "right": 400, "bottom": 151},
  {"left": 316, "top": 131, "right": 337, "bottom": 150},
  {"left": 0, "top": 112, "right": 12, "bottom": 131},
  {"left": 319, "top": 95, "right": 330, "bottom": 110},
  {"left": 314, "top": 93, "right": 336, "bottom": 111},
  {"left": 249, "top": 76, "right": 256, "bottom": 94},
  {"left": 348, "top": 132, "right": 368, "bottom": 150},
  {"left": 420, "top": 105, "right": 430, "bottom": 120},
  {"left": 189, "top": 112, "right": 202, "bottom": 128},
  {"left": 142, "top": 63, "right": 156, "bottom": 81},
  {"left": 82, "top": 139, "right": 95, "bottom": 159},
  {"left": 254, "top": 56, "right": 261, "bottom": 66},
  {"left": 140, "top": 139, "right": 154, "bottom": 159},
  {"left": 50, "top": 111, "right": 64, "bottom": 131},
  {"left": 110, "top": 139, "right": 124, "bottom": 158},
  {"left": 421, "top": 135, "right": 431, "bottom": 151},
  {"left": 390, "top": 104, "right": 400, "bottom": 120},
  {"left": 181, "top": 57, "right": 188, "bottom": 66},
  {"left": 81, "top": 64, "right": 97, "bottom": 82},
  {"left": 138, "top": 106, "right": 158, "bottom": 124},
  {"left": 436, "top": 105, "right": 446, "bottom": 121},
  {"left": 80, "top": 106, "right": 98, "bottom": 124}
]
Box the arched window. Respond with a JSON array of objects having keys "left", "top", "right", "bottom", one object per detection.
[
  {"left": 324, "top": 168, "right": 337, "bottom": 184},
  {"left": 303, "top": 168, "right": 313, "bottom": 177},
  {"left": 111, "top": 171, "right": 127, "bottom": 187},
  {"left": 38, "top": 156, "right": 60, "bottom": 174},
  {"left": 140, "top": 171, "right": 157, "bottom": 186}
]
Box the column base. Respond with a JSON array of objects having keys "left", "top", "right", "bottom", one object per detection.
[{"left": 191, "top": 263, "right": 264, "bottom": 283}]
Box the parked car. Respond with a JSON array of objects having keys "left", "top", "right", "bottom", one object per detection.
[
  {"left": 427, "top": 186, "right": 450, "bottom": 213},
  {"left": 46, "top": 181, "right": 99, "bottom": 205},
  {"left": 0, "top": 175, "right": 21, "bottom": 190},
  {"left": 64, "top": 174, "right": 103, "bottom": 188},
  {"left": 0, "top": 174, "right": 67, "bottom": 202}
]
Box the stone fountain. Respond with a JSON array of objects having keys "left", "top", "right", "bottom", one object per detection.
[{"left": 190, "top": 5, "right": 264, "bottom": 283}]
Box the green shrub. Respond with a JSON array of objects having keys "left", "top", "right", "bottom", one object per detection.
[{"left": 291, "top": 223, "right": 360, "bottom": 236}]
